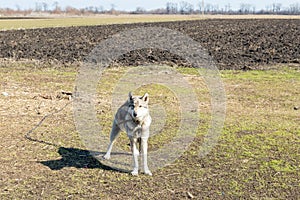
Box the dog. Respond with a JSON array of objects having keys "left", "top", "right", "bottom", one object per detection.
[{"left": 103, "top": 92, "right": 152, "bottom": 176}]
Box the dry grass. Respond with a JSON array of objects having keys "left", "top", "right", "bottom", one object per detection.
[
  {"left": 0, "top": 14, "right": 203, "bottom": 30},
  {"left": 1, "top": 14, "right": 300, "bottom": 30}
]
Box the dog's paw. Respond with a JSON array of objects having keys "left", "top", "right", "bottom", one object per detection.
[
  {"left": 144, "top": 170, "right": 152, "bottom": 176},
  {"left": 103, "top": 154, "right": 110, "bottom": 160},
  {"left": 131, "top": 170, "right": 139, "bottom": 176}
]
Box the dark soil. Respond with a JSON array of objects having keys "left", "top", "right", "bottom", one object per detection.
[{"left": 0, "top": 19, "right": 299, "bottom": 69}]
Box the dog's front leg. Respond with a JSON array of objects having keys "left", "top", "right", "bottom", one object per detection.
[
  {"left": 130, "top": 137, "right": 139, "bottom": 176},
  {"left": 141, "top": 137, "right": 152, "bottom": 176}
]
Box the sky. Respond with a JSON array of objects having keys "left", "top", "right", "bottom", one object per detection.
[{"left": 0, "top": 0, "right": 298, "bottom": 11}]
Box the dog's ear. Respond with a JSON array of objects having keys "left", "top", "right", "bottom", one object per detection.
[
  {"left": 142, "top": 93, "right": 149, "bottom": 103},
  {"left": 128, "top": 92, "right": 133, "bottom": 102}
]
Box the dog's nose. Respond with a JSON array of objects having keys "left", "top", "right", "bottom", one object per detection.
[{"left": 133, "top": 112, "right": 137, "bottom": 117}]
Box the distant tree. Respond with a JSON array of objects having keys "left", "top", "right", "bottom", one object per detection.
[
  {"left": 24, "top": 9, "right": 33, "bottom": 16},
  {"left": 95, "top": 6, "right": 104, "bottom": 13},
  {"left": 240, "top": 3, "right": 252, "bottom": 14},
  {"left": 179, "top": 1, "right": 194, "bottom": 14},
  {"left": 14, "top": 4, "right": 21, "bottom": 11},
  {"left": 110, "top": 4, "right": 117, "bottom": 14},
  {"left": 269, "top": 3, "right": 282, "bottom": 13},
  {"left": 224, "top": 3, "right": 230, "bottom": 13},
  {"left": 275, "top": 3, "right": 282, "bottom": 13},
  {"left": 151, "top": 8, "right": 167, "bottom": 14},
  {"left": 197, "top": 1, "right": 205, "bottom": 15},
  {"left": 252, "top": 5, "right": 256, "bottom": 14},
  {"left": 35, "top": 2, "right": 42, "bottom": 12},
  {"left": 66, "top": 6, "right": 80, "bottom": 15},
  {"left": 88, "top": 6, "right": 95, "bottom": 12},
  {"left": 135, "top": 7, "right": 146, "bottom": 14},
  {"left": 289, "top": 3, "right": 300, "bottom": 14},
  {"left": 110, "top": 4, "right": 116, "bottom": 11},
  {"left": 52, "top": 1, "right": 61, "bottom": 14},
  {"left": 212, "top": 4, "right": 219, "bottom": 12},
  {"left": 166, "top": 2, "right": 178, "bottom": 14},
  {"left": 53, "top": 1, "right": 59, "bottom": 10},
  {"left": 42, "top": 2, "right": 48, "bottom": 12},
  {"left": 166, "top": 2, "right": 171, "bottom": 14},
  {"left": 205, "top": 3, "right": 212, "bottom": 13}
]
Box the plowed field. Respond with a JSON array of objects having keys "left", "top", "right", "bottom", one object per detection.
[{"left": 0, "top": 19, "right": 299, "bottom": 69}]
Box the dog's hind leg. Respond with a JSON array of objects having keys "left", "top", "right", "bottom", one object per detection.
[{"left": 103, "top": 121, "right": 120, "bottom": 160}]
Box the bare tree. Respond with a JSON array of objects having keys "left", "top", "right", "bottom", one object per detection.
[
  {"left": 35, "top": 2, "right": 42, "bottom": 12},
  {"left": 111, "top": 4, "right": 116, "bottom": 11},
  {"left": 205, "top": 3, "right": 212, "bottom": 13},
  {"left": 136, "top": 7, "right": 146, "bottom": 14},
  {"left": 289, "top": 3, "right": 300, "bottom": 14},
  {"left": 270, "top": 3, "right": 282, "bottom": 13},
  {"left": 95, "top": 6, "right": 104, "bottom": 13},
  {"left": 53, "top": 1, "right": 59, "bottom": 10},
  {"left": 65, "top": 6, "right": 80, "bottom": 15},
  {"left": 179, "top": 1, "right": 194, "bottom": 14},
  {"left": 275, "top": 3, "right": 282, "bottom": 13},
  {"left": 52, "top": 1, "right": 61, "bottom": 14},
  {"left": 252, "top": 5, "right": 256, "bottom": 14},
  {"left": 212, "top": 4, "right": 219, "bottom": 12},
  {"left": 240, "top": 3, "right": 252, "bottom": 14},
  {"left": 197, "top": 0, "right": 205, "bottom": 15},
  {"left": 224, "top": 3, "right": 230, "bottom": 13},
  {"left": 15, "top": 4, "right": 21, "bottom": 11},
  {"left": 42, "top": 2, "right": 48, "bottom": 12},
  {"left": 110, "top": 4, "right": 117, "bottom": 14},
  {"left": 166, "top": 2, "right": 178, "bottom": 14}
]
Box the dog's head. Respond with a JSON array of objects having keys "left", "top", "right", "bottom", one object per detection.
[{"left": 128, "top": 92, "right": 149, "bottom": 121}]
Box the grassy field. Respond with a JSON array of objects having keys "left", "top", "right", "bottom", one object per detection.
[
  {"left": 0, "top": 60, "right": 299, "bottom": 199},
  {"left": 1, "top": 14, "right": 300, "bottom": 30}
]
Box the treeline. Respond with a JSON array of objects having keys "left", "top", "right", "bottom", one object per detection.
[{"left": 1, "top": 1, "right": 300, "bottom": 16}]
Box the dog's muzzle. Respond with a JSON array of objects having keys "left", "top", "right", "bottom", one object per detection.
[{"left": 133, "top": 112, "right": 137, "bottom": 117}]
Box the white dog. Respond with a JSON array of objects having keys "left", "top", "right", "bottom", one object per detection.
[{"left": 103, "top": 92, "right": 152, "bottom": 176}]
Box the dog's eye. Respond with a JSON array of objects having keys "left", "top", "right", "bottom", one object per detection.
[{"left": 139, "top": 105, "right": 142, "bottom": 108}]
